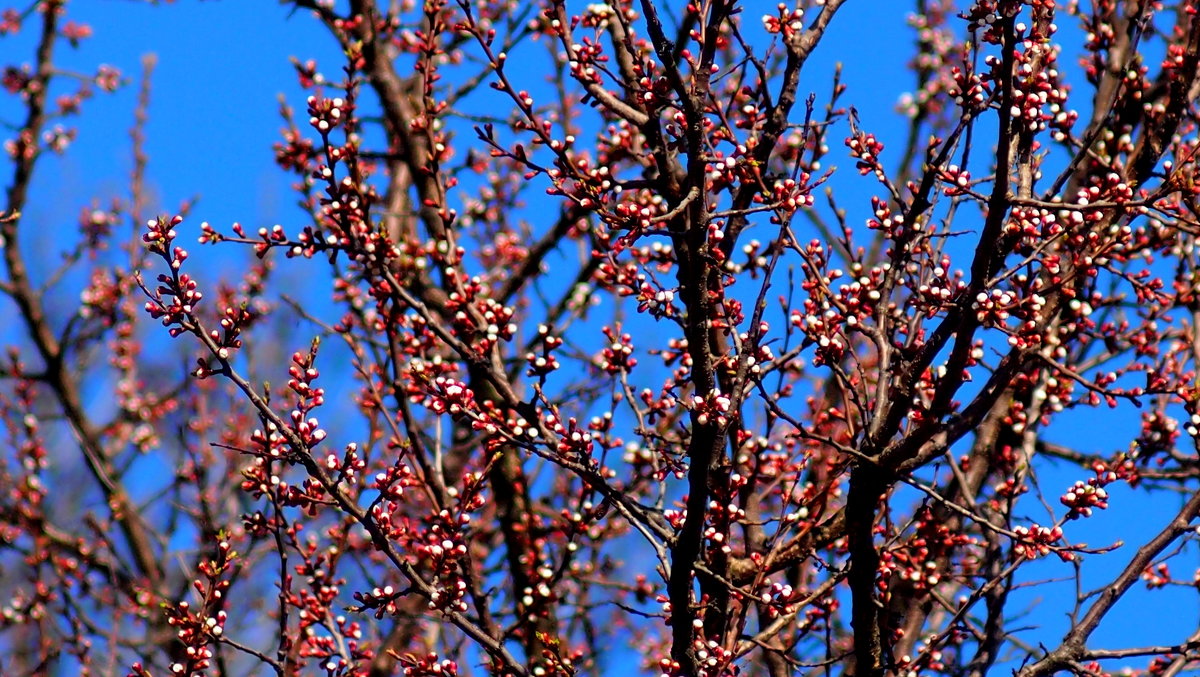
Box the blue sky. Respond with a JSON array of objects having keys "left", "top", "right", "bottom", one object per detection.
[
  {"left": 6, "top": 0, "right": 1198, "bottom": 673},
  {"left": 19, "top": 3, "right": 333, "bottom": 235}
]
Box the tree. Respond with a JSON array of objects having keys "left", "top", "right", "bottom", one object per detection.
[{"left": 3, "top": 0, "right": 1200, "bottom": 674}]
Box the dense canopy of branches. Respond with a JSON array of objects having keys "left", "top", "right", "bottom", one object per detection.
[{"left": 4, "top": 1, "right": 1200, "bottom": 676}]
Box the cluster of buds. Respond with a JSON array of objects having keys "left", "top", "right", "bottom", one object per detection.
[
  {"left": 3, "top": 128, "right": 34, "bottom": 161},
  {"left": 1012, "top": 524, "right": 1068, "bottom": 560},
  {"left": 702, "top": 492, "right": 745, "bottom": 555},
  {"left": 1142, "top": 563, "right": 1171, "bottom": 589},
  {"left": 847, "top": 131, "right": 885, "bottom": 179},
  {"left": 526, "top": 324, "right": 564, "bottom": 377},
  {"left": 662, "top": 505, "right": 689, "bottom": 530},
  {"left": 962, "top": 0, "right": 1018, "bottom": 42},
  {"left": 307, "top": 94, "right": 350, "bottom": 134},
  {"left": 5, "top": 379, "right": 47, "bottom": 515},
  {"left": 79, "top": 267, "right": 121, "bottom": 324},
  {"left": 597, "top": 327, "right": 637, "bottom": 374},
  {"left": 736, "top": 239, "right": 770, "bottom": 277},
  {"left": 879, "top": 508, "right": 976, "bottom": 592},
  {"left": 1163, "top": 37, "right": 1196, "bottom": 72},
  {"left": 320, "top": 173, "right": 374, "bottom": 244},
  {"left": 973, "top": 288, "right": 1018, "bottom": 326},
  {"left": 705, "top": 147, "right": 766, "bottom": 193},
  {"left": 1134, "top": 410, "right": 1180, "bottom": 460},
  {"left": 623, "top": 439, "right": 668, "bottom": 481},
  {"left": 245, "top": 420, "right": 294, "bottom": 464},
  {"left": 578, "top": 2, "right": 619, "bottom": 28},
  {"left": 596, "top": 259, "right": 645, "bottom": 296},
  {"left": 354, "top": 584, "right": 409, "bottom": 619},
  {"left": 757, "top": 580, "right": 802, "bottom": 618},
  {"left": 422, "top": 568, "right": 469, "bottom": 615},
  {"left": 401, "top": 356, "right": 458, "bottom": 404},
  {"left": 400, "top": 653, "right": 459, "bottom": 677},
  {"left": 161, "top": 540, "right": 235, "bottom": 676},
  {"left": 1029, "top": 371, "right": 1073, "bottom": 417},
  {"left": 244, "top": 223, "right": 293, "bottom": 257},
  {"left": 476, "top": 296, "right": 518, "bottom": 350},
  {"left": 1183, "top": 405, "right": 1200, "bottom": 441},
  {"left": 525, "top": 336, "right": 561, "bottom": 379},
  {"left": 477, "top": 228, "right": 532, "bottom": 274},
  {"left": 287, "top": 406, "right": 328, "bottom": 449},
  {"left": 611, "top": 189, "right": 668, "bottom": 238},
  {"left": 690, "top": 633, "right": 734, "bottom": 676},
  {"left": 373, "top": 458, "right": 419, "bottom": 501},
  {"left": 472, "top": 407, "right": 540, "bottom": 451},
  {"left": 276, "top": 477, "right": 333, "bottom": 518},
  {"left": 242, "top": 345, "right": 326, "bottom": 453},
  {"left": 445, "top": 275, "right": 518, "bottom": 353},
  {"left": 302, "top": 614, "right": 374, "bottom": 677},
  {"left": 978, "top": 287, "right": 1047, "bottom": 349},
  {"left": 142, "top": 214, "right": 184, "bottom": 257},
  {"left": 761, "top": 4, "right": 805, "bottom": 38},
  {"left": 949, "top": 65, "right": 987, "bottom": 114},
  {"left": 41, "top": 124, "right": 75, "bottom": 154},
  {"left": 1058, "top": 480, "right": 1109, "bottom": 520},
  {"left": 761, "top": 174, "right": 816, "bottom": 218},
  {"left": 895, "top": 7, "right": 962, "bottom": 119},
  {"left": 832, "top": 265, "right": 888, "bottom": 323},
  {"left": 0, "top": 580, "right": 52, "bottom": 628},
  {"left": 192, "top": 299, "right": 255, "bottom": 371},
  {"left": 1006, "top": 206, "right": 1067, "bottom": 254},
  {"left": 543, "top": 156, "right": 609, "bottom": 210},
  {"left": 1004, "top": 47, "right": 1070, "bottom": 134},
  {"left": 287, "top": 341, "right": 326, "bottom": 413},
  {"left": 95, "top": 64, "right": 121, "bottom": 92},
  {"left": 275, "top": 128, "right": 318, "bottom": 174},
  {"left": 1, "top": 64, "right": 31, "bottom": 95},
  {"left": 553, "top": 416, "right": 597, "bottom": 461},
  {"left": 900, "top": 638, "right": 950, "bottom": 674},
  {"left": 418, "top": 495, "right": 482, "bottom": 614},
  {"left": 940, "top": 164, "right": 973, "bottom": 196},
  {"left": 632, "top": 70, "right": 673, "bottom": 110},
  {"left": 1094, "top": 457, "right": 1138, "bottom": 486},
  {"left": 141, "top": 216, "right": 216, "bottom": 344},
  {"left": 790, "top": 306, "right": 847, "bottom": 367},
  {"left": 296, "top": 78, "right": 376, "bottom": 239},
  {"left": 0, "top": 9, "right": 17, "bottom": 34},
  {"left": 633, "top": 280, "right": 677, "bottom": 319},
  {"left": 78, "top": 205, "right": 119, "bottom": 249},
  {"left": 655, "top": 336, "right": 694, "bottom": 375},
  {"left": 910, "top": 256, "right": 966, "bottom": 314},
  {"left": 566, "top": 37, "right": 607, "bottom": 87},
  {"left": 517, "top": 562, "right": 559, "bottom": 617},
  {"left": 716, "top": 331, "right": 774, "bottom": 380},
  {"left": 422, "top": 377, "right": 477, "bottom": 416},
  {"left": 370, "top": 486, "right": 417, "bottom": 546},
  {"left": 690, "top": 390, "right": 733, "bottom": 428},
  {"left": 1061, "top": 464, "right": 1117, "bottom": 519},
  {"left": 144, "top": 273, "right": 201, "bottom": 340},
  {"left": 866, "top": 196, "right": 914, "bottom": 241},
  {"left": 656, "top": 624, "right": 735, "bottom": 676},
  {"left": 322, "top": 443, "right": 366, "bottom": 487},
  {"left": 1071, "top": 172, "right": 1135, "bottom": 221},
  {"left": 734, "top": 98, "right": 767, "bottom": 131}
]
